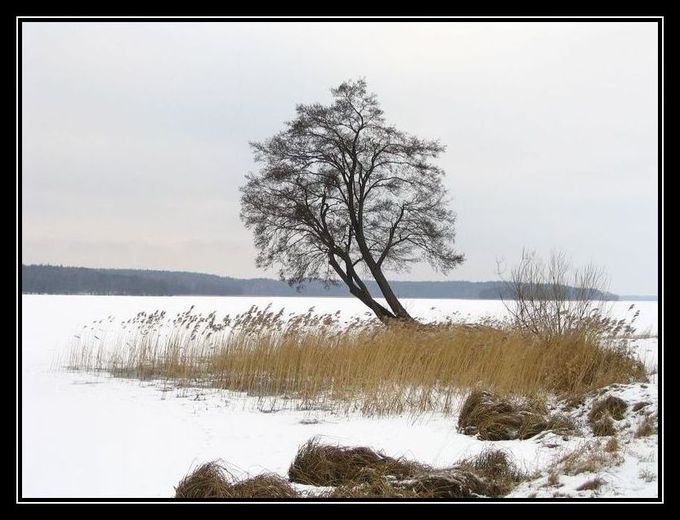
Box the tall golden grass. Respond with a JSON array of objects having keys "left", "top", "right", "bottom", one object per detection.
[{"left": 65, "top": 306, "right": 646, "bottom": 415}]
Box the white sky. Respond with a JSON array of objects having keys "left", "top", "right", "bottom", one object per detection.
[{"left": 21, "top": 21, "right": 659, "bottom": 294}]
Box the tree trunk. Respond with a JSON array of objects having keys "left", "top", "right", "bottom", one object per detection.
[
  {"left": 328, "top": 254, "right": 396, "bottom": 323},
  {"left": 365, "top": 260, "right": 414, "bottom": 321},
  {"left": 348, "top": 285, "right": 396, "bottom": 324},
  {"left": 351, "top": 227, "right": 415, "bottom": 322}
]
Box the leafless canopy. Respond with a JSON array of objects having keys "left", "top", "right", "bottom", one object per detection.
[
  {"left": 502, "top": 250, "right": 630, "bottom": 340},
  {"left": 240, "top": 79, "right": 464, "bottom": 322}
]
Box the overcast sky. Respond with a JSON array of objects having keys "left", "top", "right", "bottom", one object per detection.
[{"left": 21, "top": 21, "right": 659, "bottom": 294}]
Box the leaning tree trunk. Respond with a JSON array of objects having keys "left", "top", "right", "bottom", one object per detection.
[
  {"left": 328, "top": 254, "right": 397, "bottom": 324},
  {"left": 365, "top": 260, "right": 414, "bottom": 322},
  {"left": 349, "top": 285, "right": 397, "bottom": 324},
  {"left": 352, "top": 226, "right": 415, "bottom": 322}
]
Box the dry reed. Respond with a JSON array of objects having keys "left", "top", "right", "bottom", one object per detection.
[{"left": 66, "top": 306, "right": 646, "bottom": 416}]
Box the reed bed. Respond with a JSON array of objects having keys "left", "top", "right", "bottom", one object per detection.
[{"left": 65, "top": 305, "right": 646, "bottom": 415}]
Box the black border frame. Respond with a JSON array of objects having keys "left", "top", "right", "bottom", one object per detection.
[{"left": 14, "top": 13, "right": 665, "bottom": 506}]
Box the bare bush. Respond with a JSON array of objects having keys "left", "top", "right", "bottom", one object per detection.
[{"left": 502, "top": 250, "right": 636, "bottom": 341}]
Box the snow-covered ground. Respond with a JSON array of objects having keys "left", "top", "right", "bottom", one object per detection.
[{"left": 20, "top": 295, "right": 660, "bottom": 499}]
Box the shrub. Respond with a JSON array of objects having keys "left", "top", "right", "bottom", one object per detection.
[{"left": 501, "top": 250, "right": 636, "bottom": 342}]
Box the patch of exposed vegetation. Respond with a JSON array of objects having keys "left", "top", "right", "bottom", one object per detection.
[
  {"left": 67, "top": 298, "right": 647, "bottom": 417},
  {"left": 455, "top": 449, "right": 529, "bottom": 496},
  {"left": 587, "top": 395, "right": 628, "bottom": 436},
  {"left": 175, "top": 462, "right": 298, "bottom": 499},
  {"left": 556, "top": 441, "right": 624, "bottom": 476},
  {"left": 576, "top": 477, "right": 605, "bottom": 491},
  {"left": 457, "top": 390, "right": 577, "bottom": 440},
  {"left": 604, "top": 437, "right": 619, "bottom": 453},
  {"left": 635, "top": 414, "right": 657, "bottom": 438},
  {"left": 288, "top": 438, "right": 426, "bottom": 487},
  {"left": 290, "top": 440, "right": 528, "bottom": 498}
]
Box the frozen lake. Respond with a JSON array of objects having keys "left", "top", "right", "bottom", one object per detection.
[{"left": 20, "top": 295, "right": 659, "bottom": 499}]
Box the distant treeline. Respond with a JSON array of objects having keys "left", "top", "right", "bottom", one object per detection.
[{"left": 21, "top": 264, "right": 622, "bottom": 300}]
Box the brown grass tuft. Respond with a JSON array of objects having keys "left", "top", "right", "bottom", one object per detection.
[
  {"left": 227, "top": 474, "right": 298, "bottom": 498},
  {"left": 457, "top": 390, "right": 539, "bottom": 440},
  {"left": 458, "top": 390, "right": 576, "bottom": 440},
  {"left": 456, "top": 448, "right": 528, "bottom": 496},
  {"left": 604, "top": 437, "right": 619, "bottom": 453},
  {"left": 588, "top": 395, "right": 627, "bottom": 436},
  {"left": 398, "top": 471, "right": 493, "bottom": 498},
  {"left": 547, "top": 414, "right": 579, "bottom": 436},
  {"left": 557, "top": 442, "right": 624, "bottom": 476},
  {"left": 547, "top": 472, "right": 560, "bottom": 486},
  {"left": 589, "top": 395, "right": 628, "bottom": 421},
  {"left": 327, "top": 469, "right": 496, "bottom": 499},
  {"left": 635, "top": 414, "right": 657, "bottom": 438},
  {"left": 576, "top": 477, "right": 605, "bottom": 491},
  {"left": 639, "top": 469, "right": 656, "bottom": 483},
  {"left": 175, "top": 462, "right": 297, "bottom": 499},
  {"left": 590, "top": 416, "right": 616, "bottom": 436},
  {"left": 311, "top": 442, "right": 527, "bottom": 498},
  {"left": 288, "top": 438, "right": 424, "bottom": 486},
  {"left": 632, "top": 401, "right": 651, "bottom": 412},
  {"left": 175, "top": 462, "right": 231, "bottom": 498},
  {"left": 327, "top": 477, "right": 421, "bottom": 498}
]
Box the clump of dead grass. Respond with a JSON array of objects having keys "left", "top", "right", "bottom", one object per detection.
[
  {"left": 294, "top": 440, "right": 527, "bottom": 498},
  {"left": 576, "top": 477, "right": 605, "bottom": 491},
  {"left": 457, "top": 390, "right": 577, "bottom": 440},
  {"left": 328, "top": 470, "right": 497, "bottom": 499},
  {"left": 175, "top": 462, "right": 298, "bottom": 499},
  {"left": 227, "top": 474, "right": 299, "bottom": 498},
  {"left": 587, "top": 395, "right": 628, "bottom": 436},
  {"left": 175, "top": 462, "right": 231, "bottom": 498},
  {"left": 604, "top": 437, "right": 619, "bottom": 453},
  {"left": 639, "top": 469, "right": 656, "bottom": 483},
  {"left": 456, "top": 448, "right": 528, "bottom": 496},
  {"left": 327, "top": 476, "right": 421, "bottom": 498},
  {"left": 176, "top": 442, "right": 533, "bottom": 499},
  {"left": 635, "top": 414, "right": 657, "bottom": 438},
  {"left": 397, "top": 471, "right": 494, "bottom": 498},
  {"left": 589, "top": 395, "right": 628, "bottom": 421},
  {"left": 590, "top": 416, "right": 616, "bottom": 436},
  {"left": 556, "top": 441, "right": 624, "bottom": 476},
  {"left": 547, "top": 472, "right": 560, "bottom": 486},
  {"left": 288, "top": 438, "right": 425, "bottom": 486}
]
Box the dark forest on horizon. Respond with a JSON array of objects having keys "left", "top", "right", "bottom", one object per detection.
[{"left": 19, "top": 264, "right": 636, "bottom": 301}]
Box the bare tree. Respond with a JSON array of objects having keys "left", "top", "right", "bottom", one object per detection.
[{"left": 240, "top": 79, "right": 464, "bottom": 323}]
